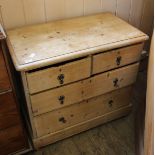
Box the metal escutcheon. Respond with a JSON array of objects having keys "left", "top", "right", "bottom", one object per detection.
[
  {"left": 58, "top": 95, "right": 65, "bottom": 104},
  {"left": 108, "top": 100, "right": 113, "bottom": 107},
  {"left": 113, "top": 78, "right": 119, "bottom": 87},
  {"left": 57, "top": 74, "right": 65, "bottom": 84},
  {"left": 116, "top": 56, "right": 122, "bottom": 66},
  {"left": 59, "top": 117, "right": 66, "bottom": 123}
]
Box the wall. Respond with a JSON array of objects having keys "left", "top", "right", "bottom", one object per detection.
[{"left": 0, "top": 0, "right": 153, "bottom": 33}]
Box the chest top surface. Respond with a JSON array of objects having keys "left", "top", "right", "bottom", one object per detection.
[{"left": 6, "top": 13, "right": 148, "bottom": 71}]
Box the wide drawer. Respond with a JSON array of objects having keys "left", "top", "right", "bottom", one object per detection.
[
  {"left": 31, "top": 81, "right": 83, "bottom": 115},
  {"left": 26, "top": 57, "right": 91, "bottom": 94},
  {"left": 0, "top": 124, "right": 28, "bottom": 155},
  {"left": 92, "top": 43, "right": 143, "bottom": 74},
  {"left": 34, "top": 86, "right": 132, "bottom": 137},
  {"left": 0, "top": 47, "right": 10, "bottom": 93},
  {"left": 0, "top": 92, "right": 20, "bottom": 130},
  {"left": 31, "top": 63, "right": 139, "bottom": 116}
]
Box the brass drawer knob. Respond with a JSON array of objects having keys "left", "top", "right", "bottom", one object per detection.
[
  {"left": 58, "top": 95, "right": 65, "bottom": 104},
  {"left": 113, "top": 78, "right": 119, "bottom": 87},
  {"left": 57, "top": 74, "right": 65, "bottom": 84},
  {"left": 108, "top": 100, "right": 113, "bottom": 107},
  {"left": 116, "top": 56, "right": 122, "bottom": 66},
  {"left": 59, "top": 117, "right": 66, "bottom": 123}
]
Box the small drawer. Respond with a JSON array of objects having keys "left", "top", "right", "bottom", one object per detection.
[
  {"left": 34, "top": 86, "right": 132, "bottom": 137},
  {"left": 26, "top": 57, "right": 91, "bottom": 94},
  {"left": 0, "top": 47, "right": 10, "bottom": 92},
  {"left": 84, "top": 63, "right": 139, "bottom": 99},
  {"left": 31, "top": 63, "right": 139, "bottom": 116},
  {"left": 0, "top": 124, "right": 28, "bottom": 155},
  {"left": 93, "top": 43, "right": 143, "bottom": 74},
  {"left": 0, "top": 92, "right": 20, "bottom": 130}
]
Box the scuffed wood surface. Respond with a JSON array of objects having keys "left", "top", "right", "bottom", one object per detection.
[{"left": 7, "top": 13, "right": 148, "bottom": 71}]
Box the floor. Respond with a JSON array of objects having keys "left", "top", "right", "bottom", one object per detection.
[{"left": 28, "top": 71, "right": 146, "bottom": 155}]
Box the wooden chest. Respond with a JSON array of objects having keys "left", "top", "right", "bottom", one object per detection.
[
  {"left": 6, "top": 13, "right": 148, "bottom": 148},
  {"left": 0, "top": 26, "right": 30, "bottom": 154}
]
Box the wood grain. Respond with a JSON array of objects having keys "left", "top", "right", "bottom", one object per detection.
[
  {"left": 30, "top": 63, "right": 138, "bottom": 116},
  {"left": 0, "top": 124, "right": 27, "bottom": 155},
  {"left": 0, "top": 0, "right": 26, "bottom": 29},
  {"left": 23, "top": 0, "right": 45, "bottom": 25},
  {"left": 45, "top": 0, "right": 65, "bottom": 21},
  {"left": 116, "top": 0, "right": 132, "bottom": 22},
  {"left": 26, "top": 57, "right": 91, "bottom": 94},
  {"left": 93, "top": 43, "right": 143, "bottom": 74},
  {"left": 33, "top": 105, "right": 132, "bottom": 148},
  {"left": 0, "top": 44, "right": 10, "bottom": 92},
  {"left": 84, "top": 0, "right": 102, "bottom": 15},
  {"left": 6, "top": 13, "right": 148, "bottom": 71},
  {"left": 31, "top": 80, "right": 83, "bottom": 116},
  {"left": 0, "top": 0, "right": 152, "bottom": 34},
  {"left": 27, "top": 70, "right": 146, "bottom": 154},
  {"left": 84, "top": 63, "right": 139, "bottom": 99},
  {"left": 0, "top": 91, "right": 20, "bottom": 129},
  {"left": 34, "top": 86, "right": 132, "bottom": 137},
  {"left": 102, "top": 0, "right": 117, "bottom": 14},
  {"left": 65, "top": 0, "right": 84, "bottom": 18},
  {"left": 129, "top": 0, "right": 144, "bottom": 28}
]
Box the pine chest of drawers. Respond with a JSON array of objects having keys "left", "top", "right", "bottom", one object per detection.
[{"left": 6, "top": 13, "right": 148, "bottom": 148}]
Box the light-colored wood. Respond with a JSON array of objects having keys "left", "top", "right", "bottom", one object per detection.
[
  {"left": 84, "top": 63, "right": 139, "bottom": 99},
  {"left": 31, "top": 80, "right": 83, "bottom": 116},
  {"left": 116, "top": 0, "right": 131, "bottom": 22},
  {"left": 0, "top": 0, "right": 153, "bottom": 32},
  {"left": 0, "top": 0, "right": 26, "bottom": 29},
  {"left": 30, "top": 63, "right": 138, "bottom": 116},
  {"left": 21, "top": 72, "right": 37, "bottom": 138},
  {"left": 93, "top": 43, "right": 143, "bottom": 74},
  {"left": 144, "top": 32, "right": 154, "bottom": 155},
  {"left": 33, "top": 105, "right": 132, "bottom": 148},
  {"left": 24, "top": 69, "right": 145, "bottom": 154},
  {"left": 34, "top": 86, "right": 132, "bottom": 137},
  {"left": 102, "top": 0, "right": 117, "bottom": 14},
  {"left": 5, "top": 12, "right": 148, "bottom": 149},
  {"left": 65, "top": 0, "right": 84, "bottom": 18},
  {"left": 6, "top": 13, "right": 148, "bottom": 71},
  {"left": 23, "top": 0, "right": 45, "bottom": 25},
  {"left": 44, "top": 0, "right": 65, "bottom": 21},
  {"left": 129, "top": 0, "right": 144, "bottom": 28},
  {"left": 140, "top": 0, "right": 154, "bottom": 36},
  {"left": 140, "top": 0, "right": 153, "bottom": 51},
  {"left": 27, "top": 57, "right": 91, "bottom": 94},
  {"left": 84, "top": 0, "right": 102, "bottom": 15}
]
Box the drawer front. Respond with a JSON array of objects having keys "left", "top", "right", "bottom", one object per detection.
[
  {"left": 27, "top": 57, "right": 91, "bottom": 94},
  {"left": 0, "top": 92, "right": 20, "bottom": 129},
  {"left": 93, "top": 43, "right": 143, "bottom": 74},
  {"left": 31, "top": 63, "right": 139, "bottom": 116},
  {"left": 84, "top": 63, "right": 139, "bottom": 99},
  {"left": 0, "top": 124, "right": 27, "bottom": 155},
  {"left": 34, "top": 86, "right": 132, "bottom": 137},
  {"left": 31, "top": 81, "right": 83, "bottom": 116},
  {"left": 0, "top": 47, "right": 10, "bottom": 92}
]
